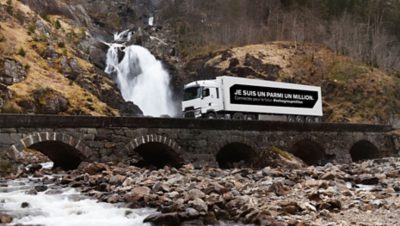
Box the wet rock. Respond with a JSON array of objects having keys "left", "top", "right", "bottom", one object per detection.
[
  {"left": 34, "top": 185, "right": 48, "bottom": 192},
  {"left": 25, "top": 188, "right": 38, "bottom": 195},
  {"left": 0, "top": 213, "right": 13, "bottom": 224},
  {"left": 143, "top": 212, "right": 181, "bottom": 226},
  {"left": 27, "top": 164, "right": 42, "bottom": 173},
  {"left": 21, "top": 202, "right": 30, "bottom": 208},
  {"left": 0, "top": 58, "right": 27, "bottom": 85},
  {"left": 45, "top": 189, "right": 63, "bottom": 195}
]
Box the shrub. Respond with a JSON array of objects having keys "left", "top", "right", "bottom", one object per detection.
[
  {"left": 40, "top": 12, "right": 50, "bottom": 22},
  {"left": 54, "top": 20, "right": 61, "bottom": 29},
  {"left": 57, "top": 42, "right": 65, "bottom": 48},
  {"left": 6, "top": 0, "right": 13, "bottom": 15},
  {"left": 18, "top": 47, "right": 26, "bottom": 57},
  {"left": 27, "top": 24, "right": 35, "bottom": 35}
]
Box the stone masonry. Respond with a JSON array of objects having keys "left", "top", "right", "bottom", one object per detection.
[{"left": 0, "top": 114, "right": 397, "bottom": 168}]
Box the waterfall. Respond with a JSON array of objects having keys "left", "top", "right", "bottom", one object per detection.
[{"left": 104, "top": 30, "right": 175, "bottom": 117}]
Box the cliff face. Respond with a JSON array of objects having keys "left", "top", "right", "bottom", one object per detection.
[{"left": 0, "top": 0, "right": 398, "bottom": 125}]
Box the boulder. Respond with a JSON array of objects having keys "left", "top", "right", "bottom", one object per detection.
[
  {"left": 60, "top": 57, "right": 81, "bottom": 80},
  {"left": 0, "top": 58, "right": 26, "bottom": 85},
  {"left": 32, "top": 87, "right": 69, "bottom": 114},
  {"left": 143, "top": 212, "right": 181, "bottom": 226}
]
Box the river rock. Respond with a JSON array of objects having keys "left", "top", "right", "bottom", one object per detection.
[
  {"left": 280, "top": 201, "right": 302, "bottom": 215},
  {"left": 188, "top": 189, "right": 205, "bottom": 200},
  {"left": 268, "top": 182, "right": 289, "bottom": 196},
  {"left": 143, "top": 212, "right": 181, "bottom": 226},
  {"left": 126, "top": 186, "right": 151, "bottom": 202},
  {"left": 0, "top": 213, "right": 12, "bottom": 224},
  {"left": 189, "top": 198, "right": 208, "bottom": 212},
  {"left": 34, "top": 185, "right": 48, "bottom": 192},
  {"left": 21, "top": 202, "right": 30, "bottom": 208},
  {"left": 79, "top": 162, "right": 108, "bottom": 175}
]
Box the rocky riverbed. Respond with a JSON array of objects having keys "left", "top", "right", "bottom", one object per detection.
[{"left": 2, "top": 155, "right": 400, "bottom": 226}]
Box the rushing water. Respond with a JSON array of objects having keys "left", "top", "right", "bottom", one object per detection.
[
  {"left": 104, "top": 30, "right": 176, "bottom": 117},
  {"left": 0, "top": 164, "right": 155, "bottom": 226}
]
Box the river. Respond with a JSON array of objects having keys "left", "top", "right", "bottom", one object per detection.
[{"left": 0, "top": 163, "right": 155, "bottom": 226}]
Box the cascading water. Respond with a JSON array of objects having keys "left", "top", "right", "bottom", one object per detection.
[{"left": 105, "top": 30, "right": 176, "bottom": 117}]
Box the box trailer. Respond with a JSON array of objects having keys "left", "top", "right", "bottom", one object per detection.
[{"left": 182, "top": 76, "right": 322, "bottom": 122}]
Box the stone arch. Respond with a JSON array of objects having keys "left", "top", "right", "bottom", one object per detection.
[
  {"left": 9, "top": 132, "right": 89, "bottom": 170},
  {"left": 126, "top": 134, "right": 185, "bottom": 168},
  {"left": 290, "top": 139, "right": 326, "bottom": 165},
  {"left": 350, "top": 140, "right": 379, "bottom": 162},
  {"left": 215, "top": 139, "right": 258, "bottom": 169}
]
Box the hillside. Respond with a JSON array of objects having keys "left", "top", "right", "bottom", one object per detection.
[
  {"left": 185, "top": 42, "right": 400, "bottom": 124},
  {"left": 0, "top": 0, "right": 141, "bottom": 116},
  {"left": 0, "top": 0, "right": 398, "bottom": 125}
]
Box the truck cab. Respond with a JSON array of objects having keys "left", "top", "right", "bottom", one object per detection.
[{"left": 182, "top": 80, "right": 223, "bottom": 118}]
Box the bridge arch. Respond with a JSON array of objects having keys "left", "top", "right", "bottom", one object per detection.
[
  {"left": 350, "top": 140, "right": 379, "bottom": 162},
  {"left": 290, "top": 139, "right": 326, "bottom": 165},
  {"left": 215, "top": 139, "right": 259, "bottom": 169},
  {"left": 126, "top": 134, "right": 185, "bottom": 168},
  {"left": 9, "top": 132, "right": 89, "bottom": 170}
]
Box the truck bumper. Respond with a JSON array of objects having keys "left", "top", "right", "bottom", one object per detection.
[{"left": 183, "top": 109, "right": 202, "bottom": 118}]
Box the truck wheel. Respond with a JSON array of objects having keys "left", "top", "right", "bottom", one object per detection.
[
  {"left": 305, "top": 116, "right": 314, "bottom": 123},
  {"left": 295, "top": 115, "right": 304, "bottom": 123},
  {"left": 245, "top": 114, "right": 257, "bottom": 120},
  {"left": 206, "top": 112, "right": 217, "bottom": 119},
  {"left": 288, "top": 115, "right": 296, "bottom": 122},
  {"left": 232, "top": 113, "right": 244, "bottom": 120}
]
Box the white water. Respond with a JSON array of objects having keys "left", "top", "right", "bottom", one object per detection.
[
  {"left": 105, "top": 30, "right": 175, "bottom": 117},
  {"left": 0, "top": 177, "right": 155, "bottom": 226}
]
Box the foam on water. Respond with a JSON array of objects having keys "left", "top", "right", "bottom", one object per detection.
[{"left": 0, "top": 178, "right": 155, "bottom": 226}]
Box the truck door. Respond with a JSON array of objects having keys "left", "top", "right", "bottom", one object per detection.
[{"left": 201, "top": 88, "right": 214, "bottom": 112}]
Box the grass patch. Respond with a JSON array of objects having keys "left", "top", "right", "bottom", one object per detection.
[
  {"left": 328, "top": 60, "right": 367, "bottom": 82},
  {"left": 271, "top": 146, "right": 292, "bottom": 160}
]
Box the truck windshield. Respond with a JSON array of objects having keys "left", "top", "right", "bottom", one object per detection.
[{"left": 183, "top": 87, "right": 202, "bottom": 101}]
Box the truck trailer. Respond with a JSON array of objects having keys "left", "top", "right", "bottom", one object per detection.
[{"left": 182, "top": 76, "right": 322, "bottom": 122}]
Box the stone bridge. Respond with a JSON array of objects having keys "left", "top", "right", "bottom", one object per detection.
[{"left": 0, "top": 114, "right": 398, "bottom": 170}]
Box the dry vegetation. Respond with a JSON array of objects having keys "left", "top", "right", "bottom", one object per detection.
[{"left": 0, "top": 0, "right": 118, "bottom": 116}]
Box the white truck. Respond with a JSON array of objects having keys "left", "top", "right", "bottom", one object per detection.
[{"left": 182, "top": 76, "right": 323, "bottom": 122}]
